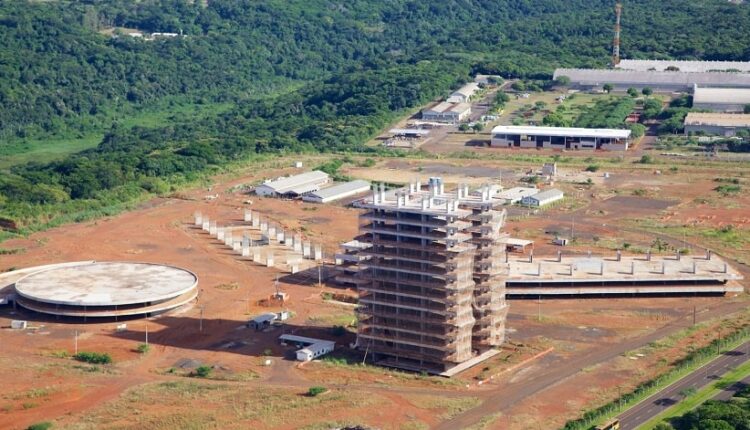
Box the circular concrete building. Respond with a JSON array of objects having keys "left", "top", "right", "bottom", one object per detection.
[{"left": 14, "top": 262, "right": 198, "bottom": 319}]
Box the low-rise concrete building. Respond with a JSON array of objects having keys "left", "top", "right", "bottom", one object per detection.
[
  {"left": 554, "top": 68, "right": 750, "bottom": 92},
  {"left": 491, "top": 126, "right": 631, "bottom": 151},
  {"left": 302, "top": 180, "right": 371, "bottom": 204},
  {"left": 616, "top": 60, "right": 750, "bottom": 73},
  {"left": 684, "top": 113, "right": 750, "bottom": 137},
  {"left": 279, "top": 334, "right": 336, "bottom": 362},
  {"left": 692, "top": 86, "right": 750, "bottom": 113},
  {"left": 255, "top": 171, "right": 330, "bottom": 198},
  {"left": 496, "top": 187, "right": 539, "bottom": 204},
  {"left": 521, "top": 189, "right": 564, "bottom": 207},
  {"left": 447, "top": 83, "right": 480, "bottom": 103},
  {"left": 421, "top": 102, "right": 472, "bottom": 124}
]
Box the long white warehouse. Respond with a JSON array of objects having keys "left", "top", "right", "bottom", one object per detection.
[
  {"left": 302, "top": 180, "right": 371, "bottom": 204},
  {"left": 255, "top": 171, "right": 330, "bottom": 198},
  {"left": 491, "top": 126, "right": 632, "bottom": 151},
  {"left": 616, "top": 60, "right": 750, "bottom": 73},
  {"left": 692, "top": 86, "right": 750, "bottom": 113}
]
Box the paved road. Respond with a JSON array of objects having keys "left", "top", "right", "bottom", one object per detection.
[
  {"left": 434, "top": 301, "right": 750, "bottom": 430},
  {"left": 617, "top": 340, "right": 750, "bottom": 430}
]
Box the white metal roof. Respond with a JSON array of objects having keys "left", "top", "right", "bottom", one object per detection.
[
  {"left": 258, "top": 171, "right": 329, "bottom": 194},
  {"left": 451, "top": 82, "right": 480, "bottom": 97},
  {"left": 527, "top": 189, "right": 564, "bottom": 201},
  {"left": 684, "top": 113, "right": 750, "bottom": 127},
  {"left": 306, "top": 180, "right": 371, "bottom": 200},
  {"left": 617, "top": 60, "right": 750, "bottom": 73},
  {"left": 279, "top": 334, "right": 335, "bottom": 347},
  {"left": 389, "top": 128, "right": 431, "bottom": 136},
  {"left": 693, "top": 87, "right": 750, "bottom": 105},
  {"left": 554, "top": 68, "right": 750, "bottom": 87},
  {"left": 492, "top": 125, "right": 631, "bottom": 139},
  {"left": 507, "top": 238, "right": 533, "bottom": 246},
  {"left": 424, "top": 102, "right": 471, "bottom": 114}
]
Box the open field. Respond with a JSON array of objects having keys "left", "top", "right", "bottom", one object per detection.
[{"left": 0, "top": 149, "right": 748, "bottom": 429}]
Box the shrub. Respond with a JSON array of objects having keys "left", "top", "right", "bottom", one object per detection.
[
  {"left": 307, "top": 386, "right": 327, "bottom": 397},
  {"left": 585, "top": 164, "right": 599, "bottom": 172},
  {"left": 331, "top": 325, "right": 347, "bottom": 336},
  {"left": 26, "top": 423, "right": 53, "bottom": 430},
  {"left": 136, "top": 343, "right": 150, "bottom": 354},
  {"left": 639, "top": 154, "right": 653, "bottom": 164},
  {"left": 73, "top": 352, "right": 112, "bottom": 364},
  {"left": 194, "top": 366, "right": 212, "bottom": 378},
  {"left": 714, "top": 185, "right": 741, "bottom": 196}
]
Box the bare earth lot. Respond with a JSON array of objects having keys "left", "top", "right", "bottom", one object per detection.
[{"left": 0, "top": 151, "right": 748, "bottom": 429}]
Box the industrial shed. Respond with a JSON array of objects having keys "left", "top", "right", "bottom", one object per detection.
[
  {"left": 255, "top": 171, "right": 330, "bottom": 198},
  {"left": 616, "top": 60, "right": 750, "bottom": 73},
  {"left": 496, "top": 187, "right": 539, "bottom": 204},
  {"left": 491, "top": 126, "right": 631, "bottom": 151},
  {"left": 447, "top": 82, "right": 480, "bottom": 103},
  {"left": 692, "top": 86, "right": 750, "bottom": 113},
  {"left": 684, "top": 113, "right": 750, "bottom": 137},
  {"left": 421, "top": 102, "right": 472, "bottom": 124},
  {"left": 302, "top": 180, "right": 371, "bottom": 204},
  {"left": 554, "top": 68, "right": 750, "bottom": 92},
  {"left": 521, "top": 189, "right": 564, "bottom": 207}
]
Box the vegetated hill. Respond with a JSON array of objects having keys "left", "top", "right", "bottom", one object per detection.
[{"left": 1, "top": 0, "right": 750, "bottom": 229}]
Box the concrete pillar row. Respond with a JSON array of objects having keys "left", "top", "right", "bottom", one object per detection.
[
  {"left": 244, "top": 210, "right": 252, "bottom": 222},
  {"left": 194, "top": 212, "right": 203, "bottom": 226}
]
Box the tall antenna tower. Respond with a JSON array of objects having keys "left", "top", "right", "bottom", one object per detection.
[{"left": 612, "top": 2, "right": 623, "bottom": 67}]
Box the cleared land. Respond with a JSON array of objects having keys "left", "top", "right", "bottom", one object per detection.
[{"left": 0, "top": 147, "right": 749, "bottom": 429}]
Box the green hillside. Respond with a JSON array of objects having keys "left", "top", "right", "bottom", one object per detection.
[{"left": 2, "top": 0, "right": 750, "bottom": 230}]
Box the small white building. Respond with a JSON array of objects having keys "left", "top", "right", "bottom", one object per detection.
[
  {"left": 496, "top": 187, "right": 539, "bottom": 204},
  {"left": 447, "top": 83, "right": 480, "bottom": 103},
  {"left": 247, "top": 313, "right": 278, "bottom": 330},
  {"left": 692, "top": 86, "right": 750, "bottom": 113},
  {"left": 279, "top": 334, "right": 336, "bottom": 362},
  {"left": 421, "top": 102, "right": 472, "bottom": 124},
  {"left": 302, "top": 180, "right": 371, "bottom": 204},
  {"left": 255, "top": 171, "right": 330, "bottom": 198},
  {"left": 521, "top": 189, "right": 564, "bottom": 207},
  {"left": 684, "top": 113, "right": 750, "bottom": 137}
]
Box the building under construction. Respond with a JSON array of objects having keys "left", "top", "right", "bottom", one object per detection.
[{"left": 355, "top": 179, "right": 509, "bottom": 375}]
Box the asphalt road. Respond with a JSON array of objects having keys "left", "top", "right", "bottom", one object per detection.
[
  {"left": 434, "top": 301, "right": 749, "bottom": 430},
  {"left": 617, "top": 340, "right": 750, "bottom": 430}
]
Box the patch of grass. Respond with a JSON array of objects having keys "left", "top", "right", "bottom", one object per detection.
[
  {"left": 73, "top": 352, "right": 112, "bottom": 364},
  {"left": 26, "top": 422, "right": 53, "bottom": 430},
  {"left": 214, "top": 282, "right": 239, "bottom": 290},
  {"left": 193, "top": 366, "right": 212, "bottom": 378},
  {"left": 714, "top": 184, "right": 741, "bottom": 196},
  {"left": 307, "top": 386, "right": 327, "bottom": 397},
  {"left": 0, "top": 247, "right": 24, "bottom": 255},
  {"left": 464, "top": 413, "right": 503, "bottom": 430},
  {"left": 136, "top": 343, "right": 151, "bottom": 354}
]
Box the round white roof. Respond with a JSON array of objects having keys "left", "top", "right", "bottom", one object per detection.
[{"left": 15, "top": 262, "right": 198, "bottom": 307}]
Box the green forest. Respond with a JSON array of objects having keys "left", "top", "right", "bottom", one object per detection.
[{"left": 2, "top": 0, "right": 750, "bottom": 231}]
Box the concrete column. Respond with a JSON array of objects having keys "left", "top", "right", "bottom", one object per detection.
[
  {"left": 252, "top": 215, "right": 260, "bottom": 228},
  {"left": 661, "top": 262, "right": 666, "bottom": 274},
  {"left": 244, "top": 210, "right": 252, "bottom": 222},
  {"left": 676, "top": 251, "right": 681, "bottom": 261},
  {"left": 266, "top": 252, "right": 274, "bottom": 268},
  {"left": 724, "top": 263, "right": 728, "bottom": 274},
  {"left": 277, "top": 230, "right": 285, "bottom": 243},
  {"left": 303, "top": 242, "right": 312, "bottom": 259},
  {"left": 599, "top": 261, "right": 604, "bottom": 276},
  {"left": 268, "top": 225, "right": 277, "bottom": 241},
  {"left": 202, "top": 219, "right": 210, "bottom": 231},
  {"left": 233, "top": 241, "right": 241, "bottom": 253},
  {"left": 252, "top": 247, "right": 261, "bottom": 263},
  {"left": 616, "top": 250, "right": 621, "bottom": 262},
  {"left": 568, "top": 264, "right": 573, "bottom": 276},
  {"left": 217, "top": 227, "right": 225, "bottom": 241},
  {"left": 224, "top": 232, "right": 233, "bottom": 247},
  {"left": 260, "top": 222, "right": 268, "bottom": 233},
  {"left": 706, "top": 250, "right": 712, "bottom": 261},
  {"left": 241, "top": 245, "right": 250, "bottom": 257},
  {"left": 647, "top": 250, "right": 651, "bottom": 261},
  {"left": 209, "top": 220, "right": 217, "bottom": 236},
  {"left": 505, "top": 252, "right": 509, "bottom": 263},
  {"left": 692, "top": 261, "right": 697, "bottom": 274},
  {"left": 528, "top": 250, "right": 533, "bottom": 263},
  {"left": 314, "top": 244, "right": 323, "bottom": 261},
  {"left": 630, "top": 261, "right": 635, "bottom": 275},
  {"left": 557, "top": 251, "right": 562, "bottom": 262},
  {"left": 194, "top": 211, "right": 203, "bottom": 226},
  {"left": 537, "top": 263, "right": 542, "bottom": 276},
  {"left": 294, "top": 236, "right": 303, "bottom": 253}
]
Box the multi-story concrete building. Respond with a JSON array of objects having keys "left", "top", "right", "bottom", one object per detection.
[{"left": 355, "top": 180, "right": 508, "bottom": 374}]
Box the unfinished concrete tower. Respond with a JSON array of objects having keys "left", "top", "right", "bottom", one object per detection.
[{"left": 356, "top": 179, "right": 508, "bottom": 374}]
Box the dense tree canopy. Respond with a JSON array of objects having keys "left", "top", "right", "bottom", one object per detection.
[{"left": 2, "top": 0, "right": 750, "bottom": 227}]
